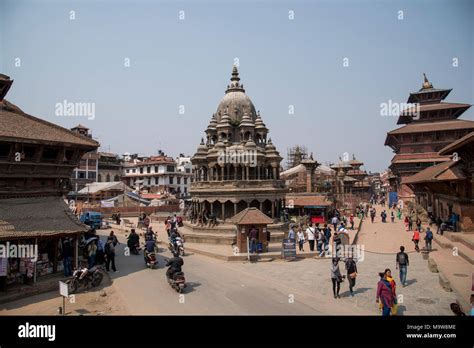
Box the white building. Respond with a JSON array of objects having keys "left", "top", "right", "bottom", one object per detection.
[{"left": 122, "top": 155, "right": 193, "bottom": 197}]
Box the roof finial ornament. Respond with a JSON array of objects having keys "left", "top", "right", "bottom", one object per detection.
[{"left": 422, "top": 73, "right": 433, "bottom": 89}]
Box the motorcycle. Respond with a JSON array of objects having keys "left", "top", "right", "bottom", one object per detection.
[
  {"left": 66, "top": 265, "right": 104, "bottom": 294},
  {"left": 128, "top": 241, "right": 141, "bottom": 255},
  {"left": 144, "top": 251, "right": 159, "bottom": 269},
  {"left": 168, "top": 237, "right": 185, "bottom": 256},
  {"left": 166, "top": 270, "right": 186, "bottom": 293}
]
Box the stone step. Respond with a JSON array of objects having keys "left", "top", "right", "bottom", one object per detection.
[
  {"left": 443, "top": 232, "right": 474, "bottom": 251},
  {"left": 433, "top": 233, "right": 474, "bottom": 265},
  {"left": 428, "top": 250, "right": 471, "bottom": 312}
]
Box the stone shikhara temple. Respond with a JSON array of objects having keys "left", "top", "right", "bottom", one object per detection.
[{"left": 190, "top": 66, "right": 287, "bottom": 221}]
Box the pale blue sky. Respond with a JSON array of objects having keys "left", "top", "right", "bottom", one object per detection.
[{"left": 1, "top": 0, "right": 473, "bottom": 172}]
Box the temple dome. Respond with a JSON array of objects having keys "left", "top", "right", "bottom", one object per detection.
[{"left": 215, "top": 66, "right": 257, "bottom": 124}]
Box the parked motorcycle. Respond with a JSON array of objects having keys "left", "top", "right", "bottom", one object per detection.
[
  {"left": 166, "top": 271, "right": 186, "bottom": 293},
  {"left": 66, "top": 265, "right": 104, "bottom": 294}
]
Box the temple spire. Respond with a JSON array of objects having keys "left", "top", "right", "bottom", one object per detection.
[
  {"left": 226, "top": 65, "right": 245, "bottom": 93},
  {"left": 422, "top": 73, "right": 433, "bottom": 90}
]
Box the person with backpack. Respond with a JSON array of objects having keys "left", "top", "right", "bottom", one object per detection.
[
  {"left": 105, "top": 236, "right": 118, "bottom": 273},
  {"left": 306, "top": 223, "right": 316, "bottom": 252},
  {"left": 395, "top": 246, "right": 409, "bottom": 287},
  {"left": 424, "top": 227, "right": 433, "bottom": 252},
  {"left": 345, "top": 256, "right": 358, "bottom": 297}
]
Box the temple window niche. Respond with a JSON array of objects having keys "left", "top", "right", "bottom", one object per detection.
[{"left": 190, "top": 65, "right": 287, "bottom": 221}]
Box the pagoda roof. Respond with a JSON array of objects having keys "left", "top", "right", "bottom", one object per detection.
[
  {"left": 407, "top": 88, "right": 452, "bottom": 104},
  {"left": 391, "top": 152, "right": 451, "bottom": 164},
  {"left": 0, "top": 99, "right": 99, "bottom": 148},
  {"left": 439, "top": 131, "right": 474, "bottom": 156},
  {"left": 285, "top": 194, "right": 333, "bottom": 207},
  {"left": 387, "top": 119, "right": 474, "bottom": 136},
  {"left": 397, "top": 102, "right": 471, "bottom": 124},
  {"left": 229, "top": 207, "right": 274, "bottom": 225},
  {"left": 402, "top": 160, "right": 465, "bottom": 185}
]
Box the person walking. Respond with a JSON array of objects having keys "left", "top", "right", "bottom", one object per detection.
[
  {"left": 349, "top": 214, "right": 355, "bottom": 230},
  {"left": 390, "top": 211, "right": 395, "bottom": 223},
  {"left": 376, "top": 269, "right": 397, "bottom": 316},
  {"left": 345, "top": 256, "right": 357, "bottom": 297},
  {"left": 306, "top": 223, "right": 316, "bottom": 252},
  {"left": 412, "top": 229, "right": 420, "bottom": 252},
  {"left": 395, "top": 246, "right": 409, "bottom": 287},
  {"left": 317, "top": 227, "right": 325, "bottom": 257},
  {"left": 105, "top": 236, "right": 118, "bottom": 273},
  {"left": 370, "top": 208, "right": 376, "bottom": 223},
  {"left": 424, "top": 227, "right": 433, "bottom": 252},
  {"left": 323, "top": 224, "right": 332, "bottom": 255},
  {"left": 397, "top": 208, "right": 402, "bottom": 220},
  {"left": 416, "top": 217, "right": 422, "bottom": 232},
  {"left": 62, "top": 239, "right": 73, "bottom": 277},
  {"left": 331, "top": 215, "right": 339, "bottom": 232},
  {"left": 297, "top": 227, "right": 305, "bottom": 252},
  {"left": 408, "top": 216, "right": 413, "bottom": 231},
  {"left": 330, "top": 258, "right": 343, "bottom": 299}
]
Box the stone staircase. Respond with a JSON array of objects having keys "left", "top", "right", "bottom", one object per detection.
[{"left": 428, "top": 231, "right": 474, "bottom": 312}]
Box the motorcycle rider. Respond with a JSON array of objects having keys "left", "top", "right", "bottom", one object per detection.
[
  {"left": 144, "top": 237, "right": 156, "bottom": 263},
  {"left": 145, "top": 226, "right": 155, "bottom": 242},
  {"left": 169, "top": 228, "right": 182, "bottom": 253},
  {"left": 127, "top": 229, "right": 140, "bottom": 253},
  {"left": 166, "top": 252, "right": 184, "bottom": 280}
]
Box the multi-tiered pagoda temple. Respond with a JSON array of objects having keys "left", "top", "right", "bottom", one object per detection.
[
  {"left": 190, "top": 66, "right": 287, "bottom": 221},
  {"left": 385, "top": 74, "right": 474, "bottom": 201}
]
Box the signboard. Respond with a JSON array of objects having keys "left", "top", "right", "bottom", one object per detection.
[
  {"left": 59, "top": 281, "right": 69, "bottom": 298},
  {"left": 281, "top": 238, "right": 296, "bottom": 259},
  {"left": 101, "top": 200, "right": 115, "bottom": 208}
]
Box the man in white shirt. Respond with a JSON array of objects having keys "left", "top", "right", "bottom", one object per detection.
[{"left": 306, "top": 223, "right": 316, "bottom": 252}]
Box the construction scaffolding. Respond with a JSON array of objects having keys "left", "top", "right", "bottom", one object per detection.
[{"left": 286, "top": 145, "right": 308, "bottom": 169}]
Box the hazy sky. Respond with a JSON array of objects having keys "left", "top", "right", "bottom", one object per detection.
[{"left": 1, "top": 0, "right": 473, "bottom": 172}]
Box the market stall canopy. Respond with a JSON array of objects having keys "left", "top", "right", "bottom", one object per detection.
[
  {"left": 78, "top": 181, "right": 131, "bottom": 195},
  {"left": 0, "top": 196, "right": 87, "bottom": 241},
  {"left": 230, "top": 207, "right": 274, "bottom": 225}
]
